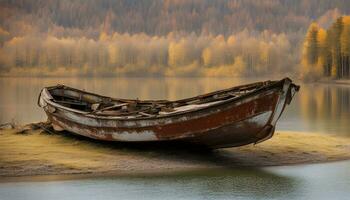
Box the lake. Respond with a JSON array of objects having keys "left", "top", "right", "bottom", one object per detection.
[{"left": 0, "top": 77, "right": 350, "bottom": 200}]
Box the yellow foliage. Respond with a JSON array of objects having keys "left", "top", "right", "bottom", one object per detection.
[
  {"left": 0, "top": 30, "right": 294, "bottom": 77},
  {"left": 233, "top": 56, "right": 246, "bottom": 75},
  {"left": 108, "top": 44, "right": 119, "bottom": 65},
  {"left": 0, "top": 27, "right": 9, "bottom": 36},
  {"left": 168, "top": 40, "right": 188, "bottom": 67},
  {"left": 317, "top": 28, "right": 327, "bottom": 47},
  {"left": 343, "top": 16, "right": 350, "bottom": 25},
  {"left": 201, "top": 56, "right": 246, "bottom": 77},
  {"left": 315, "top": 28, "right": 327, "bottom": 77},
  {"left": 164, "top": 62, "right": 199, "bottom": 76},
  {"left": 301, "top": 15, "right": 350, "bottom": 80},
  {"left": 168, "top": 42, "right": 178, "bottom": 67},
  {"left": 99, "top": 32, "right": 109, "bottom": 41},
  {"left": 341, "top": 17, "right": 350, "bottom": 56},
  {"left": 258, "top": 41, "right": 270, "bottom": 73},
  {"left": 331, "top": 64, "right": 338, "bottom": 78},
  {"left": 316, "top": 57, "right": 324, "bottom": 77},
  {"left": 214, "top": 34, "right": 225, "bottom": 43},
  {"left": 301, "top": 23, "right": 318, "bottom": 79},
  {"left": 227, "top": 35, "right": 235, "bottom": 45},
  {"left": 6, "top": 36, "right": 24, "bottom": 45},
  {"left": 202, "top": 47, "right": 212, "bottom": 67}
]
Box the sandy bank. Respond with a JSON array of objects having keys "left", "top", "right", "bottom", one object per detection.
[{"left": 0, "top": 129, "right": 350, "bottom": 178}]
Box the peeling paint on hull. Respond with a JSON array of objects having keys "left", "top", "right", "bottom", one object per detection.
[{"left": 39, "top": 78, "right": 299, "bottom": 149}]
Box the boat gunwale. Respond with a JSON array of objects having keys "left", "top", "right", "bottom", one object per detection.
[{"left": 39, "top": 78, "right": 295, "bottom": 121}]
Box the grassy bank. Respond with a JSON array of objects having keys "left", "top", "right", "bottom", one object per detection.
[{"left": 1, "top": 129, "right": 350, "bottom": 178}]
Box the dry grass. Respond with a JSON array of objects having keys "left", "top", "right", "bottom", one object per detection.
[{"left": 0, "top": 129, "right": 350, "bottom": 177}]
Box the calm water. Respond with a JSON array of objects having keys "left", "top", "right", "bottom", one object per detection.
[
  {"left": 0, "top": 161, "right": 350, "bottom": 200},
  {"left": 1, "top": 77, "right": 350, "bottom": 199}
]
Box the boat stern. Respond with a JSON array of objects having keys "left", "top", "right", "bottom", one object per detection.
[{"left": 254, "top": 78, "right": 300, "bottom": 144}]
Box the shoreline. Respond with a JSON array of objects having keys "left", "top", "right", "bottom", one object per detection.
[
  {"left": 1, "top": 129, "right": 350, "bottom": 180},
  {"left": 316, "top": 78, "right": 350, "bottom": 85},
  {"left": 2, "top": 159, "right": 350, "bottom": 184}
]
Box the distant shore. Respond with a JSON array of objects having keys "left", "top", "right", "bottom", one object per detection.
[
  {"left": 1, "top": 128, "right": 350, "bottom": 179},
  {"left": 316, "top": 78, "right": 350, "bottom": 85}
]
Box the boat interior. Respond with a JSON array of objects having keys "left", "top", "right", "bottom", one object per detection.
[{"left": 47, "top": 80, "right": 275, "bottom": 118}]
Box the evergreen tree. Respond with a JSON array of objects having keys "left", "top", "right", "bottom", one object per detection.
[
  {"left": 341, "top": 17, "right": 350, "bottom": 77},
  {"left": 306, "top": 23, "right": 319, "bottom": 65},
  {"left": 316, "top": 28, "right": 327, "bottom": 77},
  {"left": 330, "top": 17, "right": 343, "bottom": 78},
  {"left": 324, "top": 29, "right": 333, "bottom": 76}
]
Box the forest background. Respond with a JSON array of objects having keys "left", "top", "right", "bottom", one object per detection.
[{"left": 0, "top": 0, "right": 349, "bottom": 78}]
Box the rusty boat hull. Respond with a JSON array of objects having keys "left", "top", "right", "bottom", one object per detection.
[{"left": 38, "top": 78, "right": 299, "bottom": 149}]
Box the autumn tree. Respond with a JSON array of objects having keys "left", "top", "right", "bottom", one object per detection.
[
  {"left": 341, "top": 17, "right": 350, "bottom": 77},
  {"left": 0, "top": 30, "right": 294, "bottom": 77},
  {"left": 331, "top": 17, "right": 343, "bottom": 78},
  {"left": 316, "top": 28, "right": 327, "bottom": 77},
  {"left": 301, "top": 23, "right": 321, "bottom": 79},
  {"left": 306, "top": 23, "right": 319, "bottom": 65},
  {"left": 302, "top": 16, "right": 350, "bottom": 80}
]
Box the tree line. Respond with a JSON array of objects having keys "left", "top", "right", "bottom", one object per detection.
[
  {"left": 0, "top": 31, "right": 295, "bottom": 77},
  {"left": 0, "top": 0, "right": 349, "bottom": 77},
  {"left": 302, "top": 16, "right": 350, "bottom": 79}
]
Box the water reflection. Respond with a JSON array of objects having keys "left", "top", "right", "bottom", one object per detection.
[
  {"left": 295, "top": 84, "right": 350, "bottom": 136},
  {"left": 1, "top": 77, "right": 350, "bottom": 136},
  {"left": 1, "top": 160, "right": 350, "bottom": 200},
  {"left": 0, "top": 168, "right": 299, "bottom": 200}
]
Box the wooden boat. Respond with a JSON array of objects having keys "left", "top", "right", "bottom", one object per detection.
[{"left": 38, "top": 78, "right": 299, "bottom": 149}]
